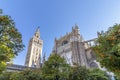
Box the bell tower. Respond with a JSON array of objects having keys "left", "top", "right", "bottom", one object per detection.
[{"left": 25, "top": 27, "right": 43, "bottom": 68}]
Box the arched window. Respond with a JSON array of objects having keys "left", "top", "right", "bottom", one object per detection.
[{"left": 62, "top": 40, "right": 68, "bottom": 46}]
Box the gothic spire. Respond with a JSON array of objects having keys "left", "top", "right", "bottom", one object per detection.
[
  {"left": 42, "top": 52, "right": 46, "bottom": 67},
  {"left": 43, "top": 52, "right": 46, "bottom": 62},
  {"left": 75, "top": 24, "right": 79, "bottom": 29},
  {"left": 34, "top": 26, "right": 40, "bottom": 38},
  {"left": 72, "top": 24, "right": 80, "bottom": 35}
]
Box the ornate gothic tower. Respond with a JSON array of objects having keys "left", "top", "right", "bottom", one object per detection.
[
  {"left": 52, "top": 25, "right": 98, "bottom": 68},
  {"left": 25, "top": 27, "right": 43, "bottom": 68}
]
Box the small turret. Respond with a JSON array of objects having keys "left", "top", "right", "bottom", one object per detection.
[
  {"left": 72, "top": 24, "right": 80, "bottom": 36},
  {"left": 75, "top": 24, "right": 79, "bottom": 29},
  {"left": 74, "top": 24, "right": 80, "bottom": 35},
  {"left": 42, "top": 52, "right": 46, "bottom": 67},
  {"left": 43, "top": 52, "right": 46, "bottom": 62}
]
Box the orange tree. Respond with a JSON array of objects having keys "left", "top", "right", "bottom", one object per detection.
[
  {"left": 92, "top": 24, "right": 120, "bottom": 76},
  {"left": 0, "top": 9, "right": 24, "bottom": 73}
]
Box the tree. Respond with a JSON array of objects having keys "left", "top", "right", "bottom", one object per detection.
[
  {"left": 0, "top": 72, "right": 12, "bottom": 80},
  {"left": 89, "top": 68, "right": 109, "bottom": 80},
  {"left": 68, "top": 66, "right": 89, "bottom": 80},
  {"left": 41, "top": 53, "right": 70, "bottom": 80},
  {"left": 10, "top": 69, "right": 42, "bottom": 80},
  {"left": 68, "top": 66, "right": 109, "bottom": 80},
  {"left": 0, "top": 69, "right": 42, "bottom": 80},
  {"left": 0, "top": 9, "right": 24, "bottom": 73},
  {"left": 10, "top": 72, "right": 23, "bottom": 80},
  {"left": 92, "top": 24, "right": 120, "bottom": 76},
  {"left": 115, "top": 75, "right": 120, "bottom": 80}
]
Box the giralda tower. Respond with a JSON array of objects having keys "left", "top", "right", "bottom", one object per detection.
[{"left": 25, "top": 27, "right": 43, "bottom": 68}]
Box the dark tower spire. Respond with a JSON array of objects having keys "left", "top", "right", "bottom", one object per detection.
[
  {"left": 43, "top": 52, "right": 46, "bottom": 62},
  {"left": 42, "top": 52, "right": 46, "bottom": 67}
]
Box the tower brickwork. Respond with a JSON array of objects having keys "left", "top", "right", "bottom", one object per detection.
[{"left": 25, "top": 27, "right": 43, "bottom": 68}]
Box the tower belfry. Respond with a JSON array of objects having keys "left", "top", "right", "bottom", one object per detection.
[{"left": 25, "top": 27, "right": 43, "bottom": 68}]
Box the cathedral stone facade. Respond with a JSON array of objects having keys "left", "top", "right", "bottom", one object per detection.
[
  {"left": 25, "top": 27, "right": 43, "bottom": 68},
  {"left": 7, "top": 25, "right": 98, "bottom": 72},
  {"left": 52, "top": 25, "right": 98, "bottom": 68}
]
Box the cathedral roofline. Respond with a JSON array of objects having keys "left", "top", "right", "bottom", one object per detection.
[{"left": 54, "top": 25, "right": 81, "bottom": 42}]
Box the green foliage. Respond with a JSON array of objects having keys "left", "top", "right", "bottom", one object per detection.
[
  {"left": 115, "top": 75, "right": 120, "bottom": 80},
  {"left": 0, "top": 9, "right": 24, "bottom": 73},
  {"left": 69, "top": 66, "right": 89, "bottom": 80},
  {"left": 42, "top": 54, "right": 109, "bottom": 80},
  {"left": 42, "top": 53, "right": 70, "bottom": 80},
  {"left": 69, "top": 66, "right": 109, "bottom": 80},
  {"left": 0, "top": 72, "right": 12, "bottom": 80},
  {"left": 0, "top": 69, "right": 42, "bottom": 80},
  {"left": 89, "top": 68, "right": 109, "bottom": 80},
  {"left": 10, "top": 72, "right": 23, "bottom": 80},
  {"left": 92, "top": 24, "right": 120, "bottom": 76},
  {"left": 0, "top": 54, "right": 110, "bottom": 80},
  {"left": 10, "top": 69, "right": 42, "bottom": 80}
]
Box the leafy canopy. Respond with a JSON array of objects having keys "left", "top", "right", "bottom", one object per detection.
[
  {"left": 0, "top": 9, "right": 24, "bottom": 73},
  {"left": 42, "top": 53, "right": 70, "bottom": 80},
  {"left": 93, "top": 24, "right": 120, "bottom": 76},
  {"left": 0, "top": 53, "right": 110, "bottom": 80}
]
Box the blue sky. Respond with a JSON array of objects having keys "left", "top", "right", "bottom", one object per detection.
[{"left": 0, "top": 0, "right": 120, "bottom": 65}]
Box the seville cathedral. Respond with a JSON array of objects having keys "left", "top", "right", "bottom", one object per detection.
[
  {"left": 52, "top": 25, "right": 98, "bottom": 68},
  {"left": 7, "top": 25, "right": 98, "bottom": 71}
]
